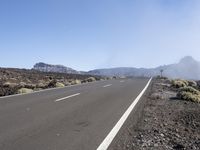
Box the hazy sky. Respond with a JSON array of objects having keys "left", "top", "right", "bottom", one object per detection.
[{"left": 1, "top": 0, "right": 200, "bottom": 71}]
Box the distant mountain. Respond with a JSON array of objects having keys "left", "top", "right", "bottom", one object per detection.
[
  {"left": 88, "top": 56, "right": 200, "bottom": 80},
  {"left": 33, "top": 56, "right": 200, "bottom": 80},
  {"left": 33, "top": 62, "right": 79, "bottom": 74}
]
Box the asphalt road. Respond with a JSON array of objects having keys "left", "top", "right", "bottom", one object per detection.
[{"left": 0, "top": 78, "right": 149, "bottom": 150}]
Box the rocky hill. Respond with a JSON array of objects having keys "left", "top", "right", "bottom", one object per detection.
[
  {"left": 33, "top": 62, "right": 79, "bottom": 74},
  {"left": 88, "top": 56, "right": 200, "bottom": 80}
]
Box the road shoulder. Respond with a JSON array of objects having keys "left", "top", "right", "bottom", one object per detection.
[{"left": 109, "top": 78, "right": 200, "bottom": 150}]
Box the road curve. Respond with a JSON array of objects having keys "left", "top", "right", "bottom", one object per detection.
[{"left": 0, "top": 78, "right": 150, "bottom": 150}]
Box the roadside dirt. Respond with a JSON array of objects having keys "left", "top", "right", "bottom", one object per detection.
[
  {"left": 0, "top": 68, "right": 103, "bottom": 96},
  {"left": 110, "top": 78, "right": 200, "bottom": 150}
]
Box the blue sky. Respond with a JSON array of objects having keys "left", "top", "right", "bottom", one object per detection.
[{"left": 1, "top": 0, "right": 200, "bottom": 71}]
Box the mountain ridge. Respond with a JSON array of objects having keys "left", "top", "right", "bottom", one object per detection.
[
  {"left": 33, "top": 62, "right": 80, "bottom": 74},
  {"left": 33, "top": 56, "right": 200, "bottom": 80}
]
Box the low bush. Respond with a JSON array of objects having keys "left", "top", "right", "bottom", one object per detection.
[
  {"left": 187, "top": 80, "right": 197, "bottom": 87},
  {"left": 3, "top": 82, "right": 18, "bottom": 88},
  {"left": 48, "top": 79, "right": 57, "bottom": 88},
  {"left": 64, "top": 81, "right": 71, "bottom": 86},
  {"left": 17, "top": 88, "right": 33, "bottom": 94},
  {"left": 177, "top": 86, "right": 200, "bottom": 103},
  {"left": 82, "top": 77, "right": 96, "bottom": 83},
  {"left": 177, "top": 91, "right": 200, "bottom": 103},
  {"left": 179, "top": 86, "right": 199, "bottom": 95},
  {"left": 36, "top": 82, "right": 46, "bottom": 88},
  {"left": 56, "top": 82, "right": 65, "bottom": 88},
  {"left": 19, "top": 82, "right": 26, "bottom": 88},
  {"left": 171, "top": 80, "right": 187, "bottom": 88},
  {"left": 24, "top": 84, "right": 36, "bottom": 89},
  {"left": 71, "top": 79, "right": 81, "bottom": 85}
]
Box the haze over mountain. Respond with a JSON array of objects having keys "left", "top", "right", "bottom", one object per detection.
[
  {"left": 33, "top": 56, "right": 200, "bottom": 80},
  {"left": 89, "top": 56, "right": 200, "bottom": 80}
]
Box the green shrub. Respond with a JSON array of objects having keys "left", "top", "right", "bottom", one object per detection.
[
  {"left": 56, "top": 82, "right": 65, "bottom": 88},
  {"left": 24, "top": 84, "right": 36, "bottom": 89},
  {"left": 82, "top": 77, "right": 96, "bottom": 83},
  {"left": 71, "top": 79, "right": 81, "bottom": 85},
  {"left": 17, "top": 88, "right": 33, "bottom": 94},
  {"left": 3, "top": 82, "right": 18, "bottom": 88},
  {"left": 179, "top": 86, "right": 200, "bottom": 95},
  {"left": 181, "top": 80, "right": 189, "bottom": 86},
  {"left": 187, "top": 80, "right": 197, "bottom": 87},
  {"left": 48, "top": 79, "right": 57, "bottom": 88},
  {"left": 87, "top": 77, "right": 96, "bottom": 82},
  {"left": 64, "top": 81, "right": 71, "bottom": 86},
  {"left": 37, "top": 82, "right": 46, "bottom": 88},
  {"left": 171, "top": 80, "right": 187, "bottom": 88},
  {"left": 177, "top": 86, "right": 200, "bottom": 103},
  {"left": 19, "top": 82, "right": 26, "bottom": 88},
  {"left": 177, "top": 91, "right": 200, "bottom": 103}
]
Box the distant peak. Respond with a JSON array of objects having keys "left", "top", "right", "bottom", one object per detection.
[{"left": 179, "top": 56, "right": 196, "bottom": 63}]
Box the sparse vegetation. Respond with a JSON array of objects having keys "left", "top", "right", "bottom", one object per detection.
[
  {"left": 171, "top": 79, "right": 188, "bottom": 88},
  {"left": 82, "top": 77, "right": 96, "bottom": 83},
  {"left": 179, "top": 86, "right": 199, "bottom": 95},
  {"left": 177, "top": 91, "right": 200, "bottom": 103},
  {"left": 187, "top": 80, "right": 197, "bottom": 87},
  {"left": 0, "top": 68, "right": 103, "bottom": 97},
  {"left": 171, "top": 79, "right": 200, "bottom": 103},
  {"left": 17, "top": 88, "right": 33, "bottom": 94},
  {"left": 70, "top": 79, "right": 81, "bottom": 85},
  {"left": 36, "top": 82, "right": 46, "bottom": 88},
  {"left": 3, "top": 82, "right": 18, "bottom": 88},
  {"left": 55, "top": 82, "right": 65, "bottom": 88}
]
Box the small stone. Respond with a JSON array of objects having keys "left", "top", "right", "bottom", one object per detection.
[
  {"left": 175, "top": 133, "right": 180, "bottom": 138},
  {"left": 154, "top": 143, "right": 159, "bottom": 147},
  {"left": 184, "top": 128, "right": 189, "bottom": 132},
  {"left": 160, "top": 133, "right": 164, "bottom": 137},
  {"left": 163, "top": 123, "right": 168, "bottom": 126}
]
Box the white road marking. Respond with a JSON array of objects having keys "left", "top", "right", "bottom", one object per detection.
[
  {"left": 55, "top": 93, "right": 80, "bottom": 102},
  {"left": 97, "top": 78, "right": 152, "bottom": 150},
  {"left": 103, "top": 84, "right": 112, "bottom": 88},
  {"left": 120, "top": 80, "right": 124, "bottom": 83}
]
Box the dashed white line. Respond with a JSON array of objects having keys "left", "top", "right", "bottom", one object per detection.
[
  {"left": 103, "top": 84, "right": 112, "bottom": 88},
  {"left": 120, "top": 80, "right": 124, "bottom": 83},
  {"left": 55, "top": 93, "right": 80, "bottom": 102},
  {"left": 97, "top": 78, "right": 152, "bottom": 150}
]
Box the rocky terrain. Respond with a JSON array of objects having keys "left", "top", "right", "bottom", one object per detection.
[
  {"left": 0, "top": 68, "right": 105, "bottom": 97},
  {"left": 111, "top": 77, "right": 200, "bottom": 150},
  {"left": 89, "top": 56, "right": 200, "bottom": 80}
]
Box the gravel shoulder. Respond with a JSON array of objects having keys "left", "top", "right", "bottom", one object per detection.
[{"left": 109, "top": 78, "right": 200, "bottom": 150}]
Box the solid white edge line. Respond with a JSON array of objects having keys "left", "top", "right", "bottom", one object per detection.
[
  {"left": 97, "top": 78, "right": 152, "bottom": 150},
  {"left": 55, "top": 93, "right": 81, "bottom": 102},
  {"left": 103, "top": 84, "right": 112, "bottom": 88}
]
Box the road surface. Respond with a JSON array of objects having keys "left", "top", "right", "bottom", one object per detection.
[{"left": 0, "top": 78, "right": 150, "bottom": 150}]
